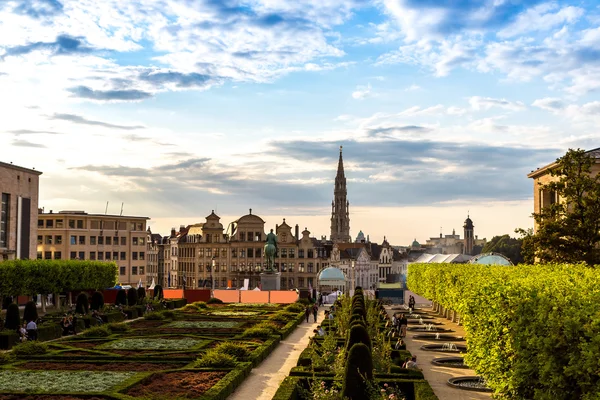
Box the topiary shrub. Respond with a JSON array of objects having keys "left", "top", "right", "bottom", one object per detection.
[
  {"left": 285, "top": 303, "right": 305, "bottom": 313},
  {"left": 342, "top": 343, "right": 373, "bottom": 400},
  {"left": 127, "top": 288, "right": 138, "bottom": 307},
  {"left": 115, "top": 289, "right": 127, "bottom": 306},
  {"left": 347, "top": 324, "right": 372, "bottom": 351},
  {"left": 144, "top": 312, "right": 165, "bottom": 321},
  {"left": 106, "top": 322, "right": 131, "bottom": 333},
  {"left": 242, "top": 327, "right": 273, "bottom": 339},
  {"left": 75, "top": 293, "right": 89, "bottom": 315},
  {"left": 207, "top": 297, "right": 223, "bottom": 304},
  {"left": 213, "top": 341, "right": 250, "bottom": 360},
  {"left": 81, "top": 325, "right": 112, "bottom": 337},
  {"left": 12, "top": 341, "right": 48, "bottom": 356},
  {"left": 137, "top": 287, "right": 146, "bottom": 303},
  {"left": 23, "top": 301, "right": 38, "bottom": 323},
  {"left": 90, "top": 291, "right": 104, "bottom": 311},
  {"left": 5, "top": 303, "right": 20, "bottom": 330},
  {"left": 153, "top": 285, "right": 163, "bottom": 300},
  {"left": 195, "top": 349, "right": 236, "bottom": 368}
]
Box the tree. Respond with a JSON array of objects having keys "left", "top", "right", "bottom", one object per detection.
[
  {"left": 481, "top": 234, "right": 524, "bottom": 264},
  {"left": 530, "top": 149, "right": 600, "bottom": 264}
]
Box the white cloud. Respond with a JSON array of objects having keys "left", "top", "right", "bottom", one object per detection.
[
  {"left": 399, "top": 104, "right": 445, "bottom": 116},
  {"left": 447, "top": 106, "right": 468, "bottom": 116},
  {"left": 404, "top": 84, "right": 420, "bottom": 91},
  {"left": 532, "top": 97, "right": 565, "bottom": 111},
  {"left": 497, "top": 4, "right": 584, "bottom": 39},
  {"left": 469, "top": 96, "right": 526, "bottom": 111},
  {"left": 352, "top": 84, "right": 372, "bottom": 100}
]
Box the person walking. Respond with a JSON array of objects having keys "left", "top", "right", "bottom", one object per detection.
[
  {"left": 312, "top": 303, "right": 318, "bottom": 323},
  {"left": 399, "top": 313, "right": 408, "bottom": 337},
  {"left": 305, "top": 305, "right": 311, "bottom": 323}
]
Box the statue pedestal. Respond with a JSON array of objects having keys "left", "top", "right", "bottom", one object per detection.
[{"left": 260, "top": 272, "right": 281, "bottom": 291}]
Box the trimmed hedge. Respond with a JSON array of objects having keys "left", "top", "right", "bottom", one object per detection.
[
  {"left": 0, "top": 260, "right": 117, "bottom": 296},
  {"left": 408, "top": 263, "right": 600, "bottom": 399}
]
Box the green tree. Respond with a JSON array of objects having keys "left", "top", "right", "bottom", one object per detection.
[
  {"left": 530, "top": 148, "right": 600, "bottom": 264},
  {"left": 481, "top": 234, "right": 523, "bottom": 264}
]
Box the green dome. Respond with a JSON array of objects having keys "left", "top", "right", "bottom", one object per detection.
[{"left": 411, "top": 238, "right": 420, "bottom": 247}]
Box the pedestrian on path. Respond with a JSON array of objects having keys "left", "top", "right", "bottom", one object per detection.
[
  {"left": 399, "top": 313, "right": 408, "bottom": 337},
  {"left": 312, "top": 303, "right": 318, "bottom": 323},
  {"left": 305, "top": 305, "right": 311, "bottom": 323}
]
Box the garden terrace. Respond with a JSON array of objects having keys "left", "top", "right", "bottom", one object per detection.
[
  {"left": 0, "top": 301, "right": 306, "bottom": 399},
  {"left": 272, "top": 291, "right": 438, "bottom": 400}
]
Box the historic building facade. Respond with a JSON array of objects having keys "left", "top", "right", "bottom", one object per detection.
[
  {"left": 330, "top": 146, "right": 351, "bottom": 243},
  {"left": 36, "top": 211, "right": 149, "bottom": 285},
  {"left": 0, "top": 161, "right": 42, "bottom": 261},
  {"left": 422, "top": 216, "right": 486, "bottom": 256}
]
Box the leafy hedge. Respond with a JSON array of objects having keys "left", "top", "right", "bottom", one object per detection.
[
  {"left": 408, "top": 263, "right": 600, "bottom": 399},
  {"left": 0, "top": 260, "right": 117, "bottom": 296}
]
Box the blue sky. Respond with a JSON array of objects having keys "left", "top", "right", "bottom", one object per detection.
[{"left": 1, "top": 0, "right": 600, "bottom": 245}]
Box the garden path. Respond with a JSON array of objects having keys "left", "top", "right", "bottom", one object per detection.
[
  {"left": 387, "top": 305, "right": 492, "bottom": 400},
  {"left": 228, "top": 308, "right": 325, "bottom": 400}
]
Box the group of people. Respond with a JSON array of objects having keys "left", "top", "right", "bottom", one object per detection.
[
  {"left": 304, "top": 303, "right": 319, "bottom": 323},
  {"left": 19, "top": 319, "right": 38, "bottom": 342},
  {"left": 407, "top": 295, "right": 416, "bottom": 312},
  {"left": 392, "top": 312, "right": 408, "bottom": 337}
]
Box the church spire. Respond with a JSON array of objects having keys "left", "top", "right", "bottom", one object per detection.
[{"left": 331, "top": 145, "right": 351, "bottom": 243}]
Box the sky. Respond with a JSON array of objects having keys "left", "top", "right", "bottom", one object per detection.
[{"left": 1, "top": 0, "right": 599, "bottom": 246}]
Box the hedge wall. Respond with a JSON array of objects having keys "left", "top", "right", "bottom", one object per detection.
[
  {"left": 0, "top": 260, "right": 117, "bottom": 296},
  {"left": 407, "top": 263, "right": 600, "bottom": 399}
]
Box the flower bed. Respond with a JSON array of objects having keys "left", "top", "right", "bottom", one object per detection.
[
  {"left": 209, "top": 311, "right": 261, "bottom": 316},
  {"left": 165, "top": 321, "right": 243, "bottom": 329},
  {"left": 17, "top": 361, "right": 187, "bottom": 372},
  {"left": 0, "top": 371, "right": 135, "bottom": 393},
  {"left": 124, "top": 371, "right": 227, "bottom": 398},
  {"left": 99, "top": 338, "right": 206, "bottom": 350}
]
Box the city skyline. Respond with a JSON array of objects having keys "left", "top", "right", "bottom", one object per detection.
[{"left": 2, "top": 1, "right": 599, "bottom": 244}]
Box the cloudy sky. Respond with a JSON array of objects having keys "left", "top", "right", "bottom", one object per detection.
[{"left": 1, "top": 0, "right": 599, "bottom": 245}]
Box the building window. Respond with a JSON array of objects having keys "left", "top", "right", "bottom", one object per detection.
[
  {"left": 56, "top": 219, "right": 63, "bottom": 228},
  {"left": 139, "top": 237, "right": 145, "bottom": 245},
  {"left": 70, "top": 251, "right": 76, "bottom": 260},
  {"left": 90, "top": 252, "right": 96, "bottom": 260},
  {"left": 308, "top": 249, "right": 314, "bottom": 258},
  {"left": 37, "top": 251, "right": 42, "bottom": 259},
  {"left": 256, "top": 248, "right": 261, "bottom": 258},
  {"left": 120, "top": 252, "right": 126, "bottom": 260},
  {"left": 3, "top": 193, "right": 14, "bottom": 247},
  {"left": 44, "top": 251, "right": 51, "bottom": 260},
  {"left": 308, "top": 263, "right": 314, "bottom": 273},
  {"left": 38, "top": 219, "right": 44, "bottom": 228},
  {"left": 136, "top": 223, "right": 143, "bottom": 231},
  {"left": 256, "top": 232, "right": 262, "bottom": 241},
  {"left": 140, "top": 252, "right": 145, "bottom": 260},
  {"left": 133, "top": 237, "right": 138, "bottom": 245},
  {"left": 120, "top": 266, "right": 126, "bottom": 275},
  {"left": 79, "top": 236, "right": 86, "bottom": 245},
  {"left": 281, "top": 248, "right": 287, "bottom": 258},
  {"left": 298, "top": 249, "right": 304, "bottom": 258},
  {"left": 77, "top": 220, "right": 84, "bottom": 229},
  {"left": 289, "top": 248, "right": 295, "bottom": 258},
  {"left": 121, "top": 237, "right": 126, "bottom": 246},
  {"left": 221, "top": 248, "right": 227, "bottom": 258},
  {"left": 230, "top": 263, "right": 237, "bottom": 272},
  {"left": 281, "top": 263, "right": 287, "bottom": 272},
  {"left": 45, "top": 219, "right": 53, "bottom": 228},
  {"left": 298, "top": 278, "right": 305, "bottom": 288},
  {"left": 69, "top": 220, "right": 75, "bottom": 228},
  {"left": 113, "top": 236, "right": 118, "bottom": 244},
  {"left": 213, "top": 248, "right": 219, "bottom": 258},
  {"left": 78, "top": 251, "right": 85, "bottom": 260},
  {"left": 231, "top": 248, "right": 236, "bottom": 258},
  {"left": 240, "top": 232, "right": 245, "bottom": 241},
  {"left": 247, "top": 248, "right": 254, "bottom": 258},
  {"left": 307, "top": 277, "right": 314, "bottom": 288},
  {"left": 240, "top": 249, "right": 246, "bottom": 258},
  {"left": 106, "top": 237, "right": 112, "bottom": 245},
  {"left": 70, "top": 236, "right": 76, "bottom": 245},
  {"left": 132, "top": 252, "right": 138, "bottom": 260},
  {"left": 132, "top": 266, "right": 138, "bottom": 275},
  {"left": 54, "top": 251, "right": 61, "bottom": 260},
  {"left": 98, "top": 236, "right": 104, "bottom": 245},
  {"left": 55, "top": 235, "right": 62, "bottom": 244},
  {"left": 139, "top": 266, "right": 145, "bottom": 275},
  {"left": 289, "top": 263, "right": 294, "bottom": 272},
  {"left": 289, "top": 278, "right": 294, "bottom": 287},
  {"left": 37, "top": 235, "right": 43, "bottom": 245},
  {"left": 98, "top": 252, "right": 104, "bottom": 260},
  {"left": 299, "top": 263, "right": 305, "bottom": 273},
  {"left": 90, "top": 236, "right": 96, "bottom": 245},
  {"left": 113, "top": 251, "right": 118, "bottom": 260},
  {"left": 222, "top": 278, "right": 227, "bottom": 288},
  {"left": 45, "top": 235, "right": 52, "bottom": 245}
]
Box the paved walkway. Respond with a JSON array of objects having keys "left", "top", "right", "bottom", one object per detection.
[
  {"left": 228, "top": 309, "right": 325, "bottom": 400},
  {"left": 388, "top": 305, "right": 492, "bottom": 400}
]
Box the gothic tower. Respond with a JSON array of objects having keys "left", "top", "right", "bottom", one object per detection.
[
  {"left": 463, "top": 214, "right": 474, "bottom": 255},
  {"left": 330, "top": 146, "right": 351, "bottom": 243}
]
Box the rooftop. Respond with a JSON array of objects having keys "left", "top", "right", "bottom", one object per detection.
[{"left": 0, "top": 161, "right": 42, "bottom": 176}]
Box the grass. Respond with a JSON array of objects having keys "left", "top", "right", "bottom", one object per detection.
[
  {"left": 165, "top": 321, "right": 242, "bottom": 329},
  {"left": 210, "top": 311, "right": 261, "bottom": 316},
  {"left": 100, "top": 338, "right": 205, "bottom": 350},
  {"left": 0, "top": 370, "right": 136, "bottom": 393}
]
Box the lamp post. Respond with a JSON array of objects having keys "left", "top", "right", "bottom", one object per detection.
[
  {"left": 351, "top": 259, "right": 356, "bottom": 296},
  {"left": 211, "top": 256, "right": 215, "bottom": 290}
]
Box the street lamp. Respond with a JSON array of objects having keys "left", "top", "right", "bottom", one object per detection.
[
  {"left": 351, "top": 259, "right": 356, "bottom": 296},
  {"left": 211, "top": 256, "right": 215, "bottom": 290}
]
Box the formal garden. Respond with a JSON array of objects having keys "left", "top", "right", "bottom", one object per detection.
[
  {"left": 408, "top": 262, "right": 600, "bottom": 400},
  {"left": 273, "top": 287, "right": 438, "bottom": 400}
]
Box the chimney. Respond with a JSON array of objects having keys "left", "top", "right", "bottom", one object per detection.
[
  {"left": 50, "top": 210, "right": 53, "bottom": 214},
  {"left": 180, "top": 225, "right": 185, "bottom": 231},
  {"left": 249, "top": 208, "right": 252, "bottom": 215},
  {"left": 171, "top": 227, "right": 176, "bottom": 237},
  {"left": 275, "top": 224, "right": 279, "bottom": 233},
  {"left": 295, "top": 224, "right": 299, "bottom": 240}
]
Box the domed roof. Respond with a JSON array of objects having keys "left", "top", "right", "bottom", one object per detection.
[
  {"left": 356, "top": 230, "right": 365, "bottom": 242},
  {"left": 318, "top": 267, "right": 346, "bottom": 282},
  {"left": 469, "top": 252, "right": 512, "bottom": 266},
  {"left": 411, "top": 238, "right": 420, "bottom": 247},
  {"left": 464, "top": 214, "right": 474, "bottom": 229}
]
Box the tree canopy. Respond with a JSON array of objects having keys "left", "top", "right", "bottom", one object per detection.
[
  {"left": 526, "top": 148, "right": 600, "bottom": 265},
  {"left": 480, "top": 234, "right": 523, "bottom": 264}
]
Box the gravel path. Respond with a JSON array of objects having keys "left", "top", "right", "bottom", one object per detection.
[{"left": 227, "top": 309, "right": 325, "bottom": 400}]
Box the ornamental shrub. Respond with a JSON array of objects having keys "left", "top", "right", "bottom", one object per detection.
[
  {"left": 144, "top": 312, "right": 165, "bottom": 320},
  {"left": 12, "top": 341, "right": 48, "bottom": 356},
  {"left": 285, "top": 303, "right": 305, "bottom": 313},
  {"left": 161, "top": 310, "right": 176, "bottom": 319},
  {"left": 213, "top": 341, "right": 250, "bottom": 360},
  {"left": 192, "top": 301, "right": 207, "bottom": 309},
  {"left": 137, "top": 287, "right": 146, "bottom": 302},
  {"left": 90, "top": 291, "right": 104, "bottom": 311},
  {"left": 207, "top": 297, "right": 223, "bottom": 304},
  {"left": 153, "top": 285, "right": 163, "bottom": 299},
  {"left": 127, "top": 288, "right": 138, "bottom": 306},
  {"left": 5, "top": 303, "right": 20, "bottom": 330},
  {"left": 75, "top": 293, "right": 89, "bottom": 315},
  {"left": 106, "top": 322, "right": 131, "bottom": 333},
  {"left": 115, "top": 289, "right": 127, "bottom": 306},
  {"left": 242, "top": 327, "right": 273, "bottom": 338},
  {"left": 195, "top": 349, "right": 236, "bottom": 368},
  {"left": 23, "top": 301, "right": 38, "bottom": 323},
  {"left": 342, "top": 343, "right": 373, "bottom": 399},
  {"left": 81, "top": 325, "right": 111, "bottom": 337},
  {"left": 346, "top": 324, "right": 371, "bottom": 351}
]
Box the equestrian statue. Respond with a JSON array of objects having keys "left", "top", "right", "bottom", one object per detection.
[{"left": 264, "top": 229, "right": 278, "bottom": 273}]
